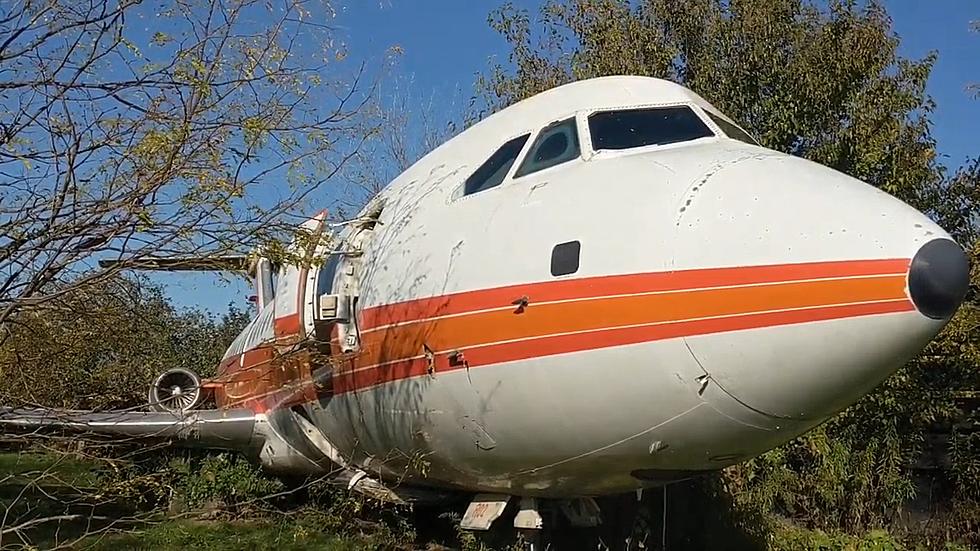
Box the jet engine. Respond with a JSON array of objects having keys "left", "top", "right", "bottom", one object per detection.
[{"left": 148, "top": 368, "right": 203, "bottom": 413}]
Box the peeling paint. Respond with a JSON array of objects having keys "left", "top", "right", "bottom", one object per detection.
[{"left": 423, "top": 344, "right": 435, "bottom": 376}]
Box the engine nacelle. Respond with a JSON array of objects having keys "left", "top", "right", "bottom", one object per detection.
[{"left": 148, "top": 368, "right": 202, "bottom": 413}]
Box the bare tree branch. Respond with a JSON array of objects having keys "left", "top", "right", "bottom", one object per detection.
[{"left": 0, "top": 0, "right": 378, "bottom": 327}]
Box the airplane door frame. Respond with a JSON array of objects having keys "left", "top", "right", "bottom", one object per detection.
[{"left": 311, "top": 198, "right": 385, "bottom": 355}]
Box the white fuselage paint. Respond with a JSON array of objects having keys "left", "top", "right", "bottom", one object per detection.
[{"left": 227, "top": 77, "right": 954, "bottom": 497}]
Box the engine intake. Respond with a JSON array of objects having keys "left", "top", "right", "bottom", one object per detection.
[{"left": 149, "top": 368, "right": 202, "bottom": 413}]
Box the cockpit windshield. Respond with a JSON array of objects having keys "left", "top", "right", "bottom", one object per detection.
[
  {"left": 588, "top": 106, "right": 714, "bottom": 151},
  {"left": 704, "top": 111, "right": 759, "bottom": 145}
]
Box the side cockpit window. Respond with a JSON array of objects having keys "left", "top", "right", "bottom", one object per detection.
[
  {"left": 704, "top": 111, "right": 759, "bottom": 145},
  {"left": 514, "top": 118, "right": 580, "bottom": 177},
  {"left": 588, "top": 106, "right": 713, "bottom": 151},
  {"left": 464, "top": 133, "right": 530, "bottom": 195}
]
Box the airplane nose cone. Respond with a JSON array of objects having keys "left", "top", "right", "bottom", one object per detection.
[
  {"left": 908, "top": 238, "right": 970, "bottom": 319},
  {"left": 665, "top": 153, "right": 967, "bottom": 421}
]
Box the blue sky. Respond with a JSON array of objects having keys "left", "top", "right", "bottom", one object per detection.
[{"left": 162, "top": 0, "right": 979, "bottom": 315}]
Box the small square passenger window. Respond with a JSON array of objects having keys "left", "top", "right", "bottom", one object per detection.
[{"left": 551, "top": 241, "right": 581, "bottom": 277}]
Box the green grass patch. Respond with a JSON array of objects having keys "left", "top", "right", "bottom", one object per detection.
[
  {"left": 768, "top": 523, "right": 974, "bottom": 551},
  {"left": 80, "top": 518, "right": 371, "bottom": 551},
  {"left": 0, "top": 450, "right": 418, "bottom": 550},
  {"left": 0, "top": 450, "right": 101, "bottom": 488}
]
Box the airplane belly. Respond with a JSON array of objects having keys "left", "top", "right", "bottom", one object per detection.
[
  {"left": 684, "top": 311, "right": 939, "bottom": 421},
  {"left": 309, "top": 338, "right": 810, "bottom": 496}
]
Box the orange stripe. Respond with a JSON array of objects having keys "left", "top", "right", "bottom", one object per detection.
[
  {"left": 217, "top": 258, "right": 914, "bottom": 403},
  {"left": 217, "top": 347, "right": 317, "bottom": 411},
  {"left": 349, "top": 275, "right": 908, "bottom": 370},
  {"left": 216, "top": 347, "right": 277, "bottom": 406},
  {"left": 359, "top": 258, "right": 909, "bottom": 330},
  {"left": 335, "top": 299, "right": 913, "bottom": 393}
]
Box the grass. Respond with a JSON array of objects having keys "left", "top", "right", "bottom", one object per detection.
[
  {"left": 0, "top": 449, "right": 101, "bottom": 488},
  {"left": 0, "top": 449, "right": 135, "bottom": 549},
  {"left": 0, "top": 450, "right": 974, "bottom": 550},
  {"left": 79, "top": 518, "right": 373, "bottom": 551},
  {"left": 0, "top": 450, "right": 414, "bottom": 550}
]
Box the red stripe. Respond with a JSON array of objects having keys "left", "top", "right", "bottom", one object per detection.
[
  {"left": 274, "top": 313, "right": 301, "bottom": 337},
  {"left": 335, "top": 299, "right": 913, "bottom": 394},
  {"left": 358, "top": 258, "right": 910, "bottom": 330},
  {"left": 244, "top": 379, "right": 320, "bottom": 414}
]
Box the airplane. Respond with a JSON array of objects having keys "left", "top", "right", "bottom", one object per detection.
[{"left": 0, "top": 75, "right": 970, "bottom": 546}]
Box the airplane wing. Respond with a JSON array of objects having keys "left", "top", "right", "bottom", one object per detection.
[
  {"left": 98, "top": 255, "right": 251, "bottom": 272},
  {"left": 0, "top": 407, "right": 257, "bottom": 450}
]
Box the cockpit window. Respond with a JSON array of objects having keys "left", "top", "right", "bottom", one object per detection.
[
  {"left": 464, "top": 134, "right": 530, "bottom": 195},
  {"left": 514, "top": 118, "right": 580, "bottom": 177},
  {"left": 704, "top": 111, "right": 759, "bottom": 145},
  {"left": 588, "top": 106, "right": 713, "bottom": 151}
]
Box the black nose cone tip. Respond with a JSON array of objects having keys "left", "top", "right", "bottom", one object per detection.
[{"left": 908, "top": 238, "right": 970, "bottom": 320}]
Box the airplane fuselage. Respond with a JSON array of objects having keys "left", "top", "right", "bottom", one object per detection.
[{"left": 212, "top": 76, "right": 967, "bottom": 498}]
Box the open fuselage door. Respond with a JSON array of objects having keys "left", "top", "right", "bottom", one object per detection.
[
  {"left": 275, "top": 211, "right": 334, "bottom": 405},
  {"left": 310, "top": 199, "right": 385, "bottom": 357},
  {"left": 221, "top": 211, "right": 333, "bottom": 412},
  {"left": 272, "top": 211, "right": 330, "bottom": 342}
]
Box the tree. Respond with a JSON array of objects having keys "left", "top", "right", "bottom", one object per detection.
[
  {"left": 481, "top": 0, "right": 940, "bottom": 204},
  {"left": 481, "top": 0, "right": 979, "bottom": 539},
  {"left": 0, "top": 275, "right": 249, "bottom": 410},
  {"left": 0, "top": 0, "right": 375, "bottom": 332}
]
